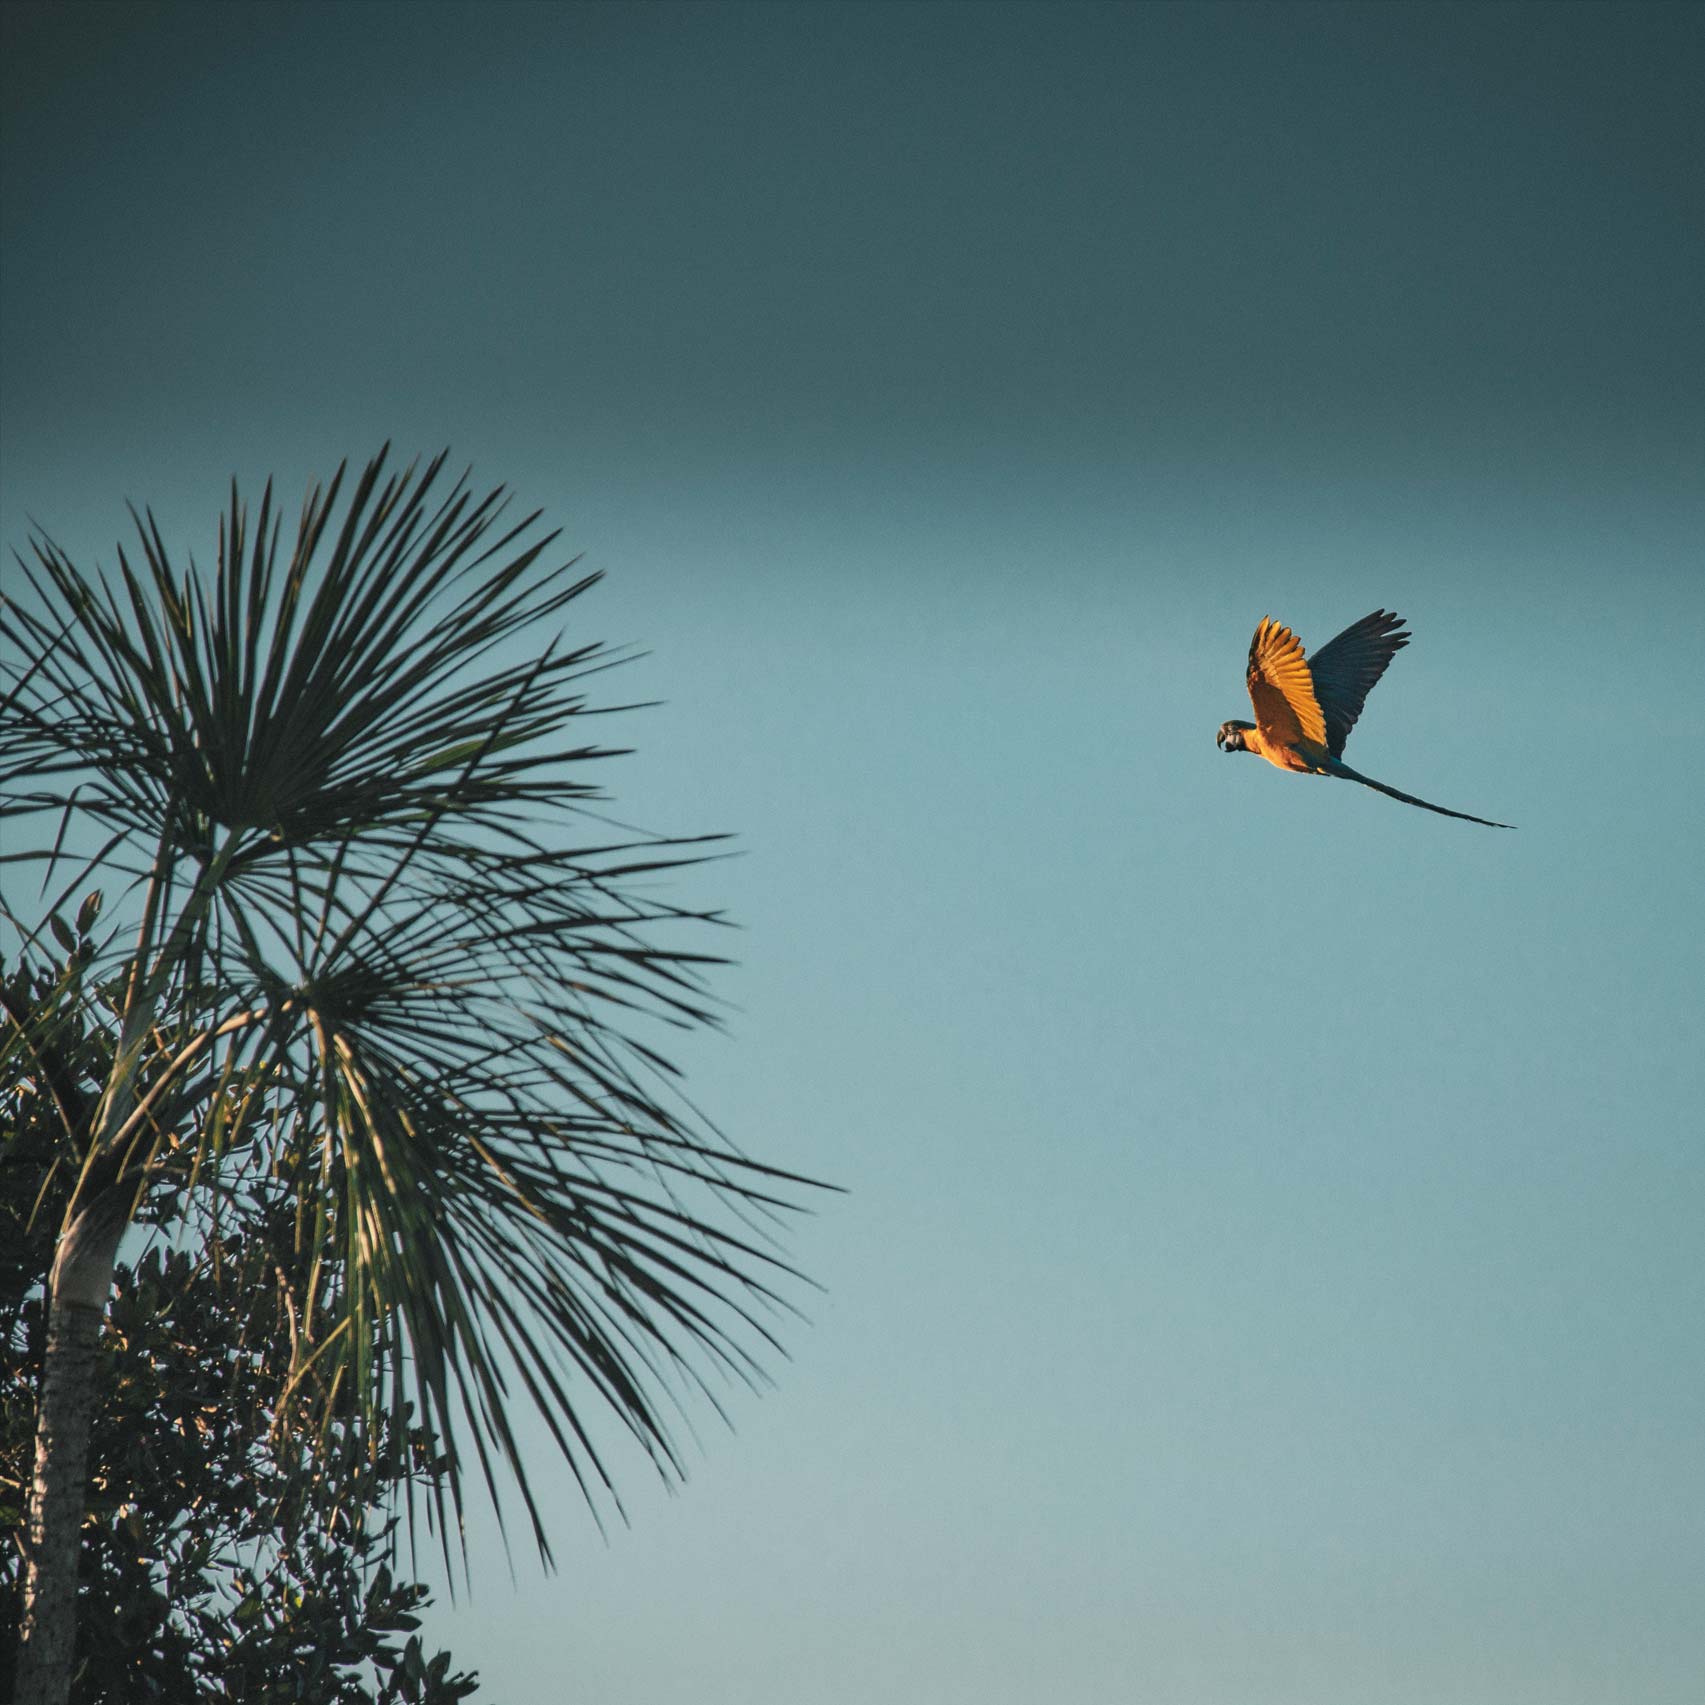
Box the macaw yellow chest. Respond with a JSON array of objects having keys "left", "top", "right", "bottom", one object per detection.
[{"left": 1247, "top": 728, "right": 1330, "bottom": 774}]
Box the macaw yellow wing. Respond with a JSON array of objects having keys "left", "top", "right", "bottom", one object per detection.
[
  {"left": 1306, "top": 609, "right": 1410, "bottom": 758},
  {"left": 1245, "top": 616, "right": 1327, "bottom": 751}
]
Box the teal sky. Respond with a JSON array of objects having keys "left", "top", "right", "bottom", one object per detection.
[{"left": 3, "top": 4, "right": 1702, "bottom": 1702}]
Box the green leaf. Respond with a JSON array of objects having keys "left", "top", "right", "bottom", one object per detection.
[{"left": 76, "top": 887, "right": 104, "bottom": 936}]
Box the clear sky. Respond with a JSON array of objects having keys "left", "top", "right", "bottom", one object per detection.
[{"left": 3, "top": 3, "right": 1702, "bottom": 1702}]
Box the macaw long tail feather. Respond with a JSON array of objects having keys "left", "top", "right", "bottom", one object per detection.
[{"left": 1324, "top": 759, "right": 1515, "bottom": 829}]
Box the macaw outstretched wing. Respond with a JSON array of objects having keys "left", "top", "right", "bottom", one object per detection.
[
  {"left": 1307, "top": 609, "right": 1409, "bottom": 758},
  {"left": 1245, "top": 616, "right": 1327, "bottom": 750}
]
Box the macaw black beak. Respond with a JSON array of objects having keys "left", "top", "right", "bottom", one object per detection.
[{"left": 1216, "top": 727, "right": 1230, "bottom": 751}]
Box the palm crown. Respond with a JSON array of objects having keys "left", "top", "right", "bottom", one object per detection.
[{"left": 1, "top": 448, "right": 819, "bottom": 1569}]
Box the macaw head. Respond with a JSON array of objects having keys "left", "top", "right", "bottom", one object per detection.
[{"left": 1216, "top": 720, "right": 1255, "bottom": 753}]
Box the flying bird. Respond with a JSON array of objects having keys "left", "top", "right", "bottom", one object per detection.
[{"left": 1216, "top": 610, "right": 1513, "bottom": 827}]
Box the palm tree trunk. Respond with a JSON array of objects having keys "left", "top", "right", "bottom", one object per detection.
[{"left": 12, "top": 1208, "right": 124, "bottom": 1705}]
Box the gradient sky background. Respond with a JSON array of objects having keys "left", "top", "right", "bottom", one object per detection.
[{"left": 3, "top": 3, "right": 1702, "bottom": 1702}]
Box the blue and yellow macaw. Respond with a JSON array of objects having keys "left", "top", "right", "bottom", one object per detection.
[{"left": 1217, "top": 610, "right": 1512, "bottom": 827}]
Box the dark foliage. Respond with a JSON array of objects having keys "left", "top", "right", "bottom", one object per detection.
[{"left": 1, "top": 952, "right": 479, "bottom": 1703}]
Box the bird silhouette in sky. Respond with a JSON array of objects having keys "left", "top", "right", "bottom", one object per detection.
[{"left": 1216, "top": 610, "right": 1513, "bottom": 828}]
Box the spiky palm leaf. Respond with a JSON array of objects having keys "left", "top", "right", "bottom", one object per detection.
[{"left": 0, "top": 448, "right": 820, "bottom": 1564}]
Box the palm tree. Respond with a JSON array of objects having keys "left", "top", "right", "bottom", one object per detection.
[{"left": 1, "top": 449, "right": 821, "bottom": 1705}]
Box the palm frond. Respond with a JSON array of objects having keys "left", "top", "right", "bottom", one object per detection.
[{"left": 0, "top": 447, "right": 829, "bottom": 1565}]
